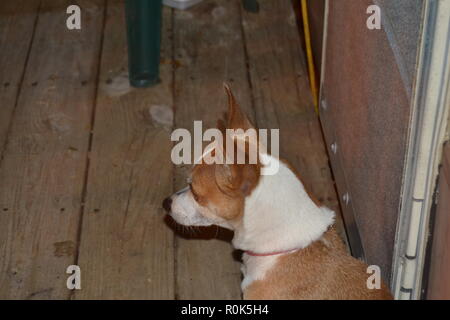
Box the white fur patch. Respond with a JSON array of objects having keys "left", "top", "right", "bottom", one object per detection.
[
  {"left": 233, "top": 154, "right": 335, "bottom": 253},
  {"left": 233, "top": 154, "right": 335, "bottom": 288}
]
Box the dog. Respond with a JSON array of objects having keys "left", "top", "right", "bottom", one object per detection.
[{"left": 163, "top": 85, "right": 393, "bottom": 300}]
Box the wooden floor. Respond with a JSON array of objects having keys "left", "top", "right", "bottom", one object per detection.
[{"left": 0, "top": 0, "right": 343, "bottom": 299}]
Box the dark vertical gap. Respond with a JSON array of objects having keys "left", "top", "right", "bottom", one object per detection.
[
  {"left": 291, "top": 0, "right": 309, "bottom": 74},
  {"left": 170, "top": 7, "right": 179, "bottom": 301},
  {"left": 237, "top": 0, "right": 258, "bottom": 129},
  {"left": 420, "top": 172, "right": 441, "bottom": 299},
  {"left": 0, "top": 0, "right": 41, "bottom": 164},
  {"left": 70, "top": 0, "right": 108, "bottom": 300}
]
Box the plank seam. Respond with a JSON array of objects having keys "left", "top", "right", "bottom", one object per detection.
[
  {"left": 0, "top": 0, "right": 41, "bottom": 165},
  {"left": 70, "top": 0, "right": 108, "bottom": 300},
  {"left": 169, "top": 6, "right": 179, "bottom": 301},
  {"left": 237, "top": 1, "right": 258, "bottom": 128}
]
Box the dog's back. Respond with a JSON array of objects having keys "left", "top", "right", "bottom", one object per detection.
[{"left": 244, "top": 227, "right": 393, "bottom": 300}]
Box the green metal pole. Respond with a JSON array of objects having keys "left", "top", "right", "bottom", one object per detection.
[
  {"left": 242, "top": 0, "right": 259, "bottom": 13},
  {"left": 125, "top": 0, "right": 163, "bottom": 87}
]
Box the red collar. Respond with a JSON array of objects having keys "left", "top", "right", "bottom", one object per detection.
[{"left": 245, "top": 248, "right": 299, "bottom": 257}]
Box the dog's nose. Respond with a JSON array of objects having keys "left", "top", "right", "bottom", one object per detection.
[{"left": 162, "top": 197, "right": 172, "bottom": 212}]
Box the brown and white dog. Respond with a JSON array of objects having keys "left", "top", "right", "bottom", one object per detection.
[{"left": 163, "top": 85, "right": 392, "bottom": 300}]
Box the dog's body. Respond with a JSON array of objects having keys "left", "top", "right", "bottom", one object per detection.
[
  {"left": 164, "top": 85, "right": 392, "bottom": 300},
  {"left": 242, "top": 227, "right": 392, "bottom": 299}
]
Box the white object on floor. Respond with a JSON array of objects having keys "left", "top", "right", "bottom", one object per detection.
[{"left": 163, "top": 0, "right": 203, "bottom": 10}]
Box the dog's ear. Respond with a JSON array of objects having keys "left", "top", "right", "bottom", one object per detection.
[
  {"left": 223, "top": 83, "right": 254, "bottom": 131},
  {"left": 215, "top": 161, "right": 261, "bottom": 197},
  {"left": 214, "top": 138, "right": 261, "bottom": 197},
  {"left": 215, "top": 163, "right": 238, "bottom": 193}
]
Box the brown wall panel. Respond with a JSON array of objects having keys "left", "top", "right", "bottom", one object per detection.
[{"left": 320, "top": 0, "right": 420, "bottom": 283}]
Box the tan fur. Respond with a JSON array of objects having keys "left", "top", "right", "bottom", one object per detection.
[{"left": 243, "top": 227, "right": 393, "bottom": 300}]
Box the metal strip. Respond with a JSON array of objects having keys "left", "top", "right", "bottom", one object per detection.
[{"left": 318, "top": 0, "right": 365, "bottom": 260}]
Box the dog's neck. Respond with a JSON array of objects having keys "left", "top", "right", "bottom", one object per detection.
[{"left": 232, "top": 154, "right": 335, "bottom": 254}]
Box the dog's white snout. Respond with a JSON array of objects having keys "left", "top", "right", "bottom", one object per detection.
[{"left": 169, "top": 187, "right": 212, "bottom": 227}]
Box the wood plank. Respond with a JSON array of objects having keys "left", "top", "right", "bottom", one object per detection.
[
  {"left": 0, "top": 0, "right": 104, "bottom": 299},
  {"left": 173, "top": 0, "right": 253, "bottom": 299},
  {"left": 0, "top": 0, "right": 40, "bottom": 155},
  {"left": 74, "top": 0, "right": 175, "bottom": 299},
  {"left": 240, "top": 0, "right": 345, "bottom": 239}
]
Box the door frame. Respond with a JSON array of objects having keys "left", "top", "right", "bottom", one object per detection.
[{"left": 391, "top": 0, "right": 450, "bottom": 300}]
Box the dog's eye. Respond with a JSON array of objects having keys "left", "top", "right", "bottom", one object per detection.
[{"left": 189, "top": 183, "right": 200, "bottom": 202}]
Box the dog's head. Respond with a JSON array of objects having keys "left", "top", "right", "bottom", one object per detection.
[{"left": 163, "top": 85, "right": 262, "bottom": 230}]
